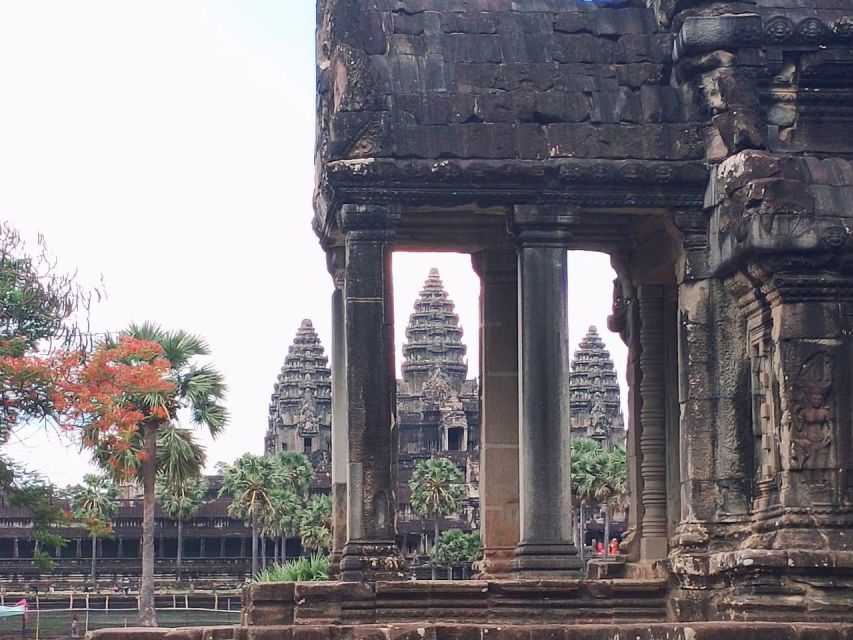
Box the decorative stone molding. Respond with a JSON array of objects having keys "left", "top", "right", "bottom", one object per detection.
[{"left": 675, "top": 14, "right": 853, "bottom": 62}]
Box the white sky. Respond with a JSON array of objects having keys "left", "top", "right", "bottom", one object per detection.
[{"left": 0, "top": 2, "right": 627, "bottom": 488}]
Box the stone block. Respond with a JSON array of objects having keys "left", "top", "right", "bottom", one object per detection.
[
  {"left": 551, "top": 34, "right": 615, "bottom": 64},
  {"left": 554, "top": 13, "right": 590, "bottom": 34},
  {"left": 771, "top": 303, "right": 842, "bottom": 341},
  {"left": 393, "top": 13, "right": 424, "bottom": 36},
  {"left": 515, "top": 124, "right": 548, "bottom": 159}
]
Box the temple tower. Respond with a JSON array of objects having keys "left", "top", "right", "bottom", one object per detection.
[
  {"left": 569, "top": 326, "right": 626, "bottom": 450},
  {"left": 400, "top": 268, "right": 469, "bottom": 393},
  {"left": 396, "top": 269, "right": 479, "bottom": 551},
  {"left": 266, "top": 319, "right": 332, "bottom": 465}
]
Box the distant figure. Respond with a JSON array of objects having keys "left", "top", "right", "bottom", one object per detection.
[
  {"left": 595, "top": 540, "right": 605, "bottom": 556},
  {"left": 609, "top": 538, "right": 620, "bottom": 556},
  {"left": 70, "top": 614, "right": 80, "bottom": 640}
]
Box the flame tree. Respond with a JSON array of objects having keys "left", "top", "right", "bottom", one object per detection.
[{"left": 64, "top": 324, "right": 228, "bottom": 627}]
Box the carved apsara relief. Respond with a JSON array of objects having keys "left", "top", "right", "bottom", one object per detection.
[{"left": 782, "top": 351, "right": 835, "bottom": 483}]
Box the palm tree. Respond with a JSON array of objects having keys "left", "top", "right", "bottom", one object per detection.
[
  {"left": 86, "top": 323, "right": 228, "bottom": 627},
  {"left": 595, "top": 446, "right": 628, "bottom": 556},
  {"left": 219, "top": 454, "right": 277, "bottom": 577},
  {"left": 156, "top": 467, "right": 208, "bottom": 582},
  {"left": 409, "top": 457, "right": 466, "bottom": 555},
  {"left": 68, "top": 474, "right": 118, "bottom": 585},
  {"left": 570, "top": 438, "right": 607, "bottom": 560},
  {"left": 299, "top": 494, "right": 332, "bottom": 553},
  {"left": 263, "top": 489, "right": 303, "bottom": 563},
  {"left": 272, "top": 451, "right": 314, "bottom": 495}
]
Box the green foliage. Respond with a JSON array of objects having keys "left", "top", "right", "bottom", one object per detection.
[
  {"left": 156, "top": 471, "right": 207, "bottom": 523},
  {"left": 570, "top": 438, "right": 608, "bottom": 505},
  {"left": 6, "top": 469, "right": 70, "bottom": 572},
  {"left": 272, "top": 450, "right": 314, "bottom": 495},
  {"left": 569, "top": 438, "right": 628, "bottom": 509},
  {"left": 596, "top": 445, "right": 628, "bottom": 510},
  {"left": 263, "top": 489, "right": 303, "bottom": 542},
  {"left": 68, "top": 473, "right": 119, "bottom": 535},
  {"left": 219, "top": 454, "right": 278, "bottom": 521},
  {"left": 435, "top": 529, "right": 481, "bottom": 563},
  {"left": 253, "top": 554, "right": 330, "bottom": 583},
  {"left": 299, "top": 494, "right": 332, "bottom": 552},
  {"left": 0, "top": 223, "right": 96, "bottom": 485},
  {"left": 409, "top": 457, "right": 466, "bottom": 520}
]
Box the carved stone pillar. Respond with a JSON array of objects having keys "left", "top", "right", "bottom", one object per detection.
[
  {"left": 637, "top": 285, "right": 669, "bottom": 561},
  {"left": 117, "top": 538, "right": 124, "bottom": 559},
  {"left": 510, "top": 209, "right": 581, "bottom": 576},
  {"left": 328, "top": 246, "right": 348, "bottom": 577},
  {"left": 472, "top": 249, "right": 519, "bottom": 578},
  {"left": 338, "top": 204, "right": 404, "bottom": 582},
  {"left": 13, "top": 538, "right": 19, "bottom": 559},
  {"left": 199, "top": 537, "right": 206, "bottom": 559},
  {"left": 608, "top": 277, "right": 643, "bottom": 561}
]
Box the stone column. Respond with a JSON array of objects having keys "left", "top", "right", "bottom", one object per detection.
[
  {"left": 472, "top": 249, "right": 520, "bottom": 578},
  {"left": 638, "top": 285, "right": 669, "bottom": 561},
  {"left": 199, "top": 538, "right": 206, "bottom": 559},
  {"left": 117, "top": 538, "right": 124, "bottom": 559},
  {"left": 328, "top": 247, "right": 348, "bottom": 576},
  {"left": 13, "top": 538, "right": 19, "bottom": 559},
  {"left": 338, "top": 204, "right": 404, "bottom": 581},
  {"left": 240, "top": 537, "right": 246, "bottom": 558},
  {"left": 511, "top": 226, "right": 582, "bottom": 576},
  {"left": 76, "top": 538, "right": 81, "bottom": 559},
  {"left": 220, "top": 537, "right": 226, "bottom": 558}
]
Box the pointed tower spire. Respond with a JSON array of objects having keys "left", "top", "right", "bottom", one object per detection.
[
  {"left": 401, "top": 269, "right": 468, "bottom": 391},
  {"left": 569, "top": 325, "right": 624, "bottom": 448},
  {"left": 266, "top": 319, "right": 332, "bottom": 455}
]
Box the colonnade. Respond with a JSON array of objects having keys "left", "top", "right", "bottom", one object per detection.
[{"left": 326, "top": 205, "right": 675, "bottom": 581}]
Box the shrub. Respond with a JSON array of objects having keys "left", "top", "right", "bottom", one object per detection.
[
  {"left": 253, "top": 553, "right": 330, "bottom": 582},
  {"left": 435, "top": 529, "right": 481, "bottom": 563}
]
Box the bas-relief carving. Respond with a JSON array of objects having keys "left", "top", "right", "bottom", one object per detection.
[{"left": 782, "top": 351, "right": 835, "bottom": 484}]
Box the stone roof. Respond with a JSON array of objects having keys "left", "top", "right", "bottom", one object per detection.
[{"left": 401, "top": 268, "right": 468, "bottom": 386}]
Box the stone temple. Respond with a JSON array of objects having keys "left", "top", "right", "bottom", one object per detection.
[
  {"left": 569, "top": 325, "right": 625, "bottom": 450},
  {"left": 105, "top": 0, "right": 853, "bottom": 636},
  {"left": 266, "top": 319, "right": 333, "bottom": 469}
]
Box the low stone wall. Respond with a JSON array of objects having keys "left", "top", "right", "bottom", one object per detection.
[
  {"left": 241, "top": 580, "right": 669, "bottom": 627},
  {"left": 88, "top": 622, "right": 853, "bottom": 640}
]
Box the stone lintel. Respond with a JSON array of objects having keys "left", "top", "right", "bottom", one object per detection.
[{"left": 322, "top": 159, "right": 707, "bottom": 218}]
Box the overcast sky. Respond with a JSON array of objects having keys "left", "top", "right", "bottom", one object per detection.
[{"left": 0, "top": 1, "right": 627, "bottom": 488}]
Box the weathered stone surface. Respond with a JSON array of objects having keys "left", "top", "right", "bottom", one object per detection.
[{"left": 313, "top": 0, "right": 853, "bottom": 627}]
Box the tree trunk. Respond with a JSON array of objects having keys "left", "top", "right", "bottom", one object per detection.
[
  {"left": 433, "top": 516, "right": 440, "bottom": 556},
  {"left": 579, "top": 504, "right": 586, "bottom": 561},
  {"left": 251, "top": 507, "right": 259, "bottom": 577},
  {"left": 177, "top": 519, "right": 183, "bottom": 582},
  {"left": 261, "top": 536, "right": 267, "bottom": 571},
  {"left": 138, "top": 421, "right": 158, "bottom": 627},
  {"left": 281, "top": 535, "right": 286, "bottom": 563},
  {"left": 604, "top": 507, "right": 611, "bottom": 558},
  {"left": 91, "top": 534, "right": 97, "bottom": 584}
]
